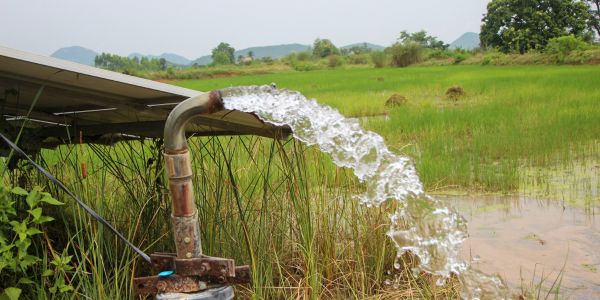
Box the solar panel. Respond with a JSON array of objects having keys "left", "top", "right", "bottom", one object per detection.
[{"left": 0, "top": 46, "right": 290, "bottom": 153}]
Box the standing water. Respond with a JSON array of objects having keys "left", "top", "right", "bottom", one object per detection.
[{"left": 222, "top": 85, "right": 507, "bottom": 299}]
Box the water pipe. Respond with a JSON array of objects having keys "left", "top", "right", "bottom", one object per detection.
[{"left": 163, "top": 91, "right": 224, "bottom": 259}]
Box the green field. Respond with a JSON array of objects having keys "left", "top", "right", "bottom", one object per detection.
[{"left": 176, "top": 65, "right": 600, "bottom": 193}]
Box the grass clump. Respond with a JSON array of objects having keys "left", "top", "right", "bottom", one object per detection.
[
  {"left": 385, "top": 94, "right": 408, "bottom": 108},
  {"left": 445, "top": 86, "right": 465, "bottom": 101},
  {"left": 388, "top": 42, "right": 424, "bottom": 67}
]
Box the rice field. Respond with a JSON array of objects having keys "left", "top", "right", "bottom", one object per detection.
[{"left": 176, "top": 65, "right": 600, "bottom": 192}]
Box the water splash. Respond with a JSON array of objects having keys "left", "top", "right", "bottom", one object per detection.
[{"left": 222, "top": 85, "right": 508, "bottom": 299}]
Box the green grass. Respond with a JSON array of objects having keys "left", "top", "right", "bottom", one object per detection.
[{"left": 175, "top": 65, "right": 600, "bottom": 191}]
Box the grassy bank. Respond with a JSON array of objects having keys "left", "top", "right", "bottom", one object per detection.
[{"left": 176, "top": 65, "right": 600, "bottom": 192}]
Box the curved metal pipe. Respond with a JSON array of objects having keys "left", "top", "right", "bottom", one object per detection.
[
  {"left": 163, "top": 91, "right": 224, "bottom": 259},
  {"left": 164, "top": 91, "right": 224, "bottom": 153}
]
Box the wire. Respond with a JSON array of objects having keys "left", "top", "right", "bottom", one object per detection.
[{"left": 0, "top": 133, "right": 151, "bottom": 264}]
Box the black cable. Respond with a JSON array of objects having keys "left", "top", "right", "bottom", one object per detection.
[{"left": 0, "top": 133, "right": 151, "bottom": 264}]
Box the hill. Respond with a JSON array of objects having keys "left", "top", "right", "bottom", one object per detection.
[
  {"left": 50, "top": 46, "right": 98, "bottom": 66},
  {"left": 449, "top": 32, "right": 480, "bottom": 50}
]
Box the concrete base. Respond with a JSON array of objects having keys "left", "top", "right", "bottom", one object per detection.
[{"left": 156, "top": 286, "right": 234, "bottom": 300}]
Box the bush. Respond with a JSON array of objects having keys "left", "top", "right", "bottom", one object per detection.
[
  {"left": 388, "top": 42, "right": 424, "bottom": 67},
  {"left": 371, "top": 51, "right": 387, "bottom": 68},
  {"left": 296, "top": 51, "right": 312, "bottom": 61},
  {"left": 427, "top": 49, "right": 453, "bottom": 59},
  {"left": 291, "top": 60, "right": 319, "bottom": 71},
  {"left": 0, "top": 186, "right": 74, "bottom": 298},
  {"left": 327, "top": 55, "right": 344, "bottom": 68},
  {"left": 563, "top": 48, "right": 600, "bottom": 64},
  {"left": 347, "top": 53, "right": 370, "bottom": 65},
  {"left": 261, "top": 56, "right": 274, "bottom": 65},
  {"left": 452, "top": 52, "right": 470, "bottom": 64},
  {"left": 546, "top": 35, "right": 590, "bottom": 63},
  {"left": 480, "top": 50, "right": 509, "bottom": 66}
]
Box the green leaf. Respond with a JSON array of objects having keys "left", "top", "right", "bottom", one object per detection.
[
  {"left": 17, "top": 278, "right": 34, "bottom": 285},
  {"left": 40, "top": 196, "right": 63, "bottom": 206},
  {"left": 10, "top": 187, "right": 28, "bottom": 196},
  {"left": 2, "top": 287, "right": 21, "bottom": 300},
  {"left": 36, "top": 216, "right": 54, "bottom": 224},
  {"left": 19, "top": 255, "right": 40, "bottom": 269},
  {"left": 10, "top": 221, "right": 27, "bottom": 241},
  {"left": 0, "top": 259, "right": 7, "bottom": 273},
  {"left": 59, "top": 284, "right": 73, "bottom": 293},
  {"left": 25, "top": 188, "right": 40, "bottom": 208},
  {"left": 27, "top": 208, "right": 42, "bottom": 221},
  {"left": 61, "top": 255, "right": 73, "bottom": 265},
  {"left": 25, "top": 228, "right": 42, "bottom": 236},
  {"left": 15, "top": 239, "right": 31, "bottom": 255},
  {"left": 41, "top": 269, "right": 54, "bottom": 277}
]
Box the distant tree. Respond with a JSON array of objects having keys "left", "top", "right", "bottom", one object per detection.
[
  {"left": 94, "top": 53, "right": 166, "bottom": 72},
  {"left": 211, "top": 42, "right": 235, "bottom": 65},
  {"left": 248, "top": 51, "right": 254, "bottom": 58},
  {"left": 237, "top": 55, "right": 244, "bottom": 64},
  {"left": 158, "top": 58, "right": 167, "bottom": 71},
  {"left": 481, "top": 0, "right": 594, "bottom": 53},
  {"left": 343, "top": 43, "right": 372, "bottom": 55},
  {"left": 312, "top": 38, "right": 340, "bottom": 58},
  {"left": 398, "top": 30, "right": 448, "bottom": 49},
  {"left": 586, "top": 0, "right": 600, "bottom": 37},
  {"left": 212, "top": 52, "right": 231, "bottom": 65}
]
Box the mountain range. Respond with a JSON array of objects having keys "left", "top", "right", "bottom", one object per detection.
[{"left": 49, "top": 33, "right": 479, "bottom": 66}]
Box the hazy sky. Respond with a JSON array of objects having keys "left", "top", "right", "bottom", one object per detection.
[{"left": 0, "top": 0, "right": 490, "bottom": 59}]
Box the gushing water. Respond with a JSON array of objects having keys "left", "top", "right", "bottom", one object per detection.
[{"left": 222, "top": 85, "right": 508, "bottom": 299}]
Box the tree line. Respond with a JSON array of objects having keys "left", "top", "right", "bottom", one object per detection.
[
  {"left": 93, "top": 0, "right": 599, "bottom": 75},
  {"left": 94, "top": 53, "right": 168, "bottom": 73}
]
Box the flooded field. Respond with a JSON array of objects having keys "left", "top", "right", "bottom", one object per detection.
[{"left": 442, "top": 194, "right": 600, "bottom": 299}]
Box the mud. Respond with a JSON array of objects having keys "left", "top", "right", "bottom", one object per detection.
[{"left": 441, "top": 195, "right": 600, "bottom": 299}]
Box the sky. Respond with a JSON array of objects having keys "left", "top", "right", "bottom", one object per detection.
[{"left": 0, "top": 0, "right": 490, "bottom": 59}]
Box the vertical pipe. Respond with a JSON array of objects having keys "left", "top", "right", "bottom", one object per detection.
[{"left": 163, "top": 91, "right": 224, "bottom": 259}]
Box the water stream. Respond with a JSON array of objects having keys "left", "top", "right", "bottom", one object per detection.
[{"left": 222, "top": 85, "right": 508, "bottom": 298}]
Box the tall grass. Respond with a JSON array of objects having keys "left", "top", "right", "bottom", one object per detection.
[{"left": 4, "top": 134, "right": 458, "bottom": 298}]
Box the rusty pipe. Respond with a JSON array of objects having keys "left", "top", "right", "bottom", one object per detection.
[{"left": 163, "top": 91, "right": 224, "bottom": 259}]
